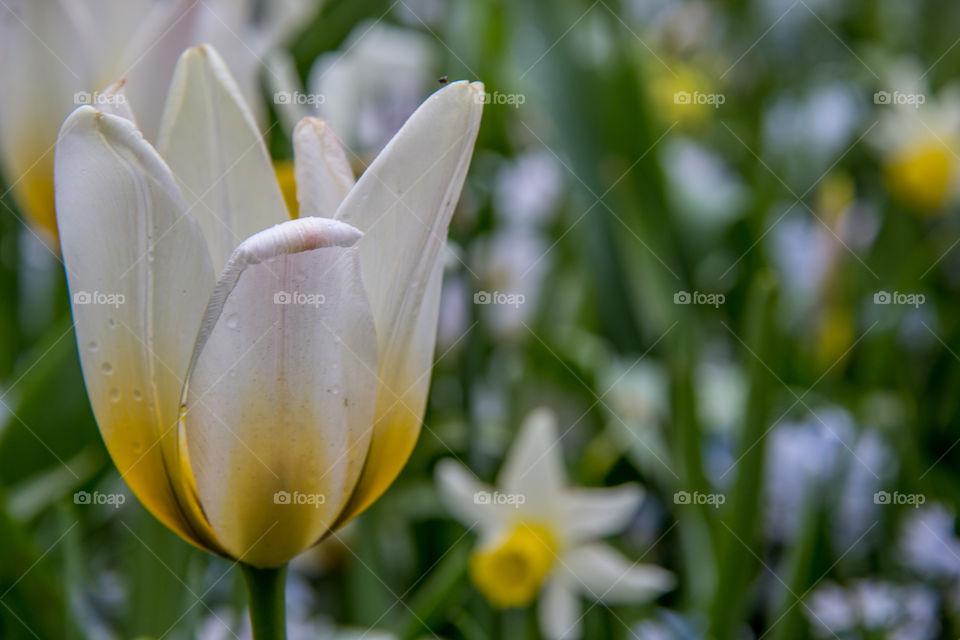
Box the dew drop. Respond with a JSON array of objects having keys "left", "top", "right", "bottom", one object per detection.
[
  {"left": 133, "top": 389, "right": 142, "bottom": 402},
  {"left": 225, "top": 313, "right": 240, "bottom": 330},
  {"left": 131, "top": 440, "right": 143, "bottom": 454},
  {"left": 101, "top": 362, "right": 113, "bottom": 375},
  {"left": 109, "top": 388, "right": 121, "bottom": 403},
  {"left": 328, "top": 386, "right": 341, "bottom": 396},
  {"left": 107, "top": 318, "right": 116, "bottom": 329},
  {"left": 87, "top": 340, "right": 99, "bottom": 352}
]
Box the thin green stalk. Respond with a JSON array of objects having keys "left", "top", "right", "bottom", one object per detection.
[{"left": 241, "top": 564, "right": 288, "bottom": 640}]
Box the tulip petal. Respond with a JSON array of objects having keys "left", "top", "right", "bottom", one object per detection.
[
  {"left": 0, "top": 0, "right": 85, "bottom": 241},
  {"left": 562, "top": 543, "right": 674, "bottom": 604},
  {"left": 55, "top": 107, "right": 219, "bottom": 552},
  {"left": 96, "top": 80, "right": 138, "bottom": 124},
  {"left": 498, "top": 408, "right": 566, "bottom": 522},
  {"left": 560, "top": 484, "right": 644, "bottom": 545},
  {"left": 538, "top": 580, "right": 581, "bottom": 640},
  {"left": 334, "top": 81, "right": 484, "bottom": 522},
  {"left": 157, "top": 45, "right": 288, "bottom": 276},
  {"left": 293, "top": 118, "right": 356, "bottom": 219},
  {"left": 180, "top": 217, "right": 378, "bottom": 567}
]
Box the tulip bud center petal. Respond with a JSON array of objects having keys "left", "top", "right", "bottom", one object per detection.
[
  {"left": 469, "top": 522, "right": 558, "bottom": 608},
  {"left": 178, "top": 215, "right": 377, "bottom": 567}
]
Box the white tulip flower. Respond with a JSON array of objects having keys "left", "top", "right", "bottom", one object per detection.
[
  {"left": 55, "top": 44, "right": 484, "bottom": 570},
  {"left": 435, "top": 408, "right": 674, "bottom": 640}
]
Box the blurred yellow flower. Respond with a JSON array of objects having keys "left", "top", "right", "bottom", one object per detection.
[{"left": 647, "top": 59, "right": 720, "bottom": 128}]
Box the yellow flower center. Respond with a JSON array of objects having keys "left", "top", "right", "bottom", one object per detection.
[
  {"left": 885, "top": 138, "right": 956, "bottom": 213},
  {"left": 274, "top": 159, "right": 299, "bottom": 218},
  {"left": 469, "top": 523, "right": 558, "bottom": 608}
]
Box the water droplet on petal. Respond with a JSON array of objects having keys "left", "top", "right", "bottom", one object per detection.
[
  {"left": 87, "top": 341, "right": 98, "bottom": 352},
  {"left": 132, "top": 440, "right": 142, "bottom": 454},
  {"left": 101, "top": 362, "right": 113, "bottom": 375},
  {"left": 107, "top": 318, "right": 116, "bottom": 329},
  {"left": 225, "top": 313, "right": 239, "bottom": 330},
  {"left": 109, "top": 388, "right": 121, "bottom": 403},
  {"left": 133, "top": 389, "right": 142, "bottom": 401}
]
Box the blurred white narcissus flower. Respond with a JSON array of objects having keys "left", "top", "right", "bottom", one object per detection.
[
  {"left": 436, "top": 408, "right": 674, "bottom": 640},
  {"left": 307, "top": 21, "right": 435, "bottom": 155},
  {"left": 55, "top": 44, "right": 483, "bottom": 568},
  {"left": 493, "top": 151, "right": 565, "bottom": 226},
  {"left": 871, "top": 59, "right": 960, "bottom": 214},
  {"left": 0, "top": 0, "right": 310, "bottom": 243}
]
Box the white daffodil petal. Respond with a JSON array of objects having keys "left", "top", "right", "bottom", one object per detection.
[
  {"left": 539, "top": 580, "right": 582, "bottom": 640},
  {"left": 560, "top": 484, "right": 645, "bottom": 545},
  {"left": 293, "top": 118, "right": 356, "bottom": 219},
  {"left": 157, "top": 45, "right": 287, "bottom": 275},
  {"left": 180, "top": 217, "right": 378, "bottom": 568},
  {"left": 333, "top": 80, "right": 484, "bottom": 522},
  {"left": 498, "top": 408, "right": 566, "bottom": 521},
  {"left": 563, "top": 543, "right": 675, "bottom": 604},
  {"left": 435, "top": 459, "right": 505, "bottom": 534},
  {"left": 96, "top": 81, "right": 138, "bottom": 124},
  {"left": 55, "top": 107, "right": 217, "bottom": 550}
]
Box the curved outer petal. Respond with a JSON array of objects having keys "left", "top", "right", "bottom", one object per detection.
[
  {"left": 55, "top": 107, "right": 217, "bottom": 551},
  {"left": 538, "top": 579, "right": 582, "bottom": 640},
  {"left": 180, "top": 217, "right": 378, "bottom": 567},
  {"left": 333, "top": 80, "right": 484, "bottom": 523},
  {"left": 293, "top": 118, "right": 356, "bottom": 219},
  {"left": 157, "top": 45, "right": 288, "bottom": 276},
  {"left": 498, "top": 408, "right": 566, "bottom": 526},
  {"left": 562, "top": 543, "right": 675, "bottom": 604},
  {"left": 559, "top": 484, "right": 645, "bottom": 546},
  {"left": 0, "top": 0, "right": 85, "bottom": 241}
]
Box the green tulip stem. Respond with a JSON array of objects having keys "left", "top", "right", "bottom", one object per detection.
[{"left": 241, "top": 563, "right": 288, "bottom": 640}]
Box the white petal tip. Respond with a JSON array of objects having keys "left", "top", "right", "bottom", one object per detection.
[{"left": 236, "top": 217, "right": 362, "bottom": 266}]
